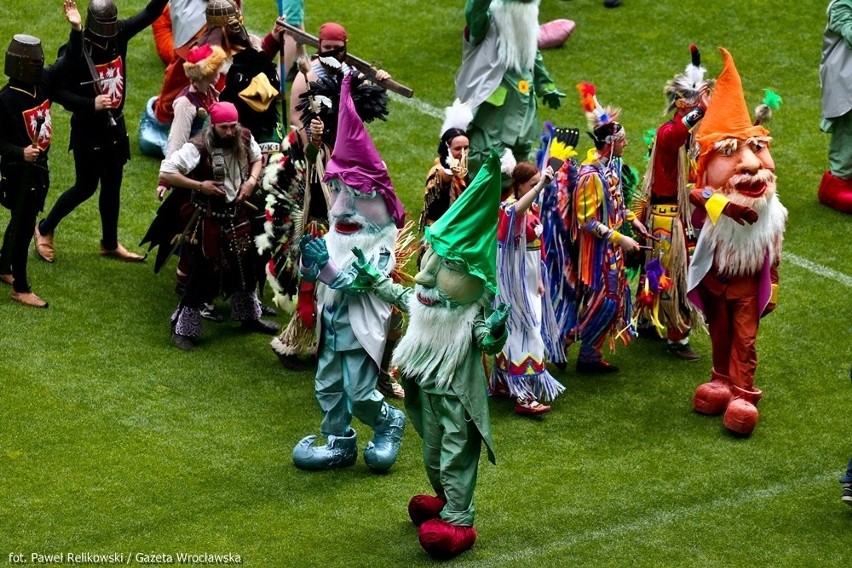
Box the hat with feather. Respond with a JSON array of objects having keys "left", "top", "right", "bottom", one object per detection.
[{"left": 664, "top": 44, "right": 714, "bottom": 114}]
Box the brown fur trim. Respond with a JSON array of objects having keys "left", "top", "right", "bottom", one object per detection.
[{"left": 183, "top": 45, "right": 228, "bottom": 83}]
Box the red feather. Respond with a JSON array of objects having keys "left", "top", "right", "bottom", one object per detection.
[{"left": 576, "top": 82, "right": 596, "bottom": 97}]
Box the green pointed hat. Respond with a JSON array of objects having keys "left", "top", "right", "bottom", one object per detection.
[{"left": 425, "top": 150, "right": 501, "bottom": 294}]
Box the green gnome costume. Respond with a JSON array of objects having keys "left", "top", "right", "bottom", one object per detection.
[
  {"left": 352, "top": 151, "right": 509, "bottom": 559},
  {"left": 455, "top": 0, "right": 564, "bottom": 179}
]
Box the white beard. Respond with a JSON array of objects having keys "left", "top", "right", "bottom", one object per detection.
[
  {"left": 704, "top": 180, "right": 787, "bottom": 276},
  {"left": 318, "top": 223, "right": 398, "bottom": 307},
  {"left": 491, "top": 0, "right": 540, "bottom": 73},
  {"left": 392, "top": 287, "right": 483, "bottom": 388}
]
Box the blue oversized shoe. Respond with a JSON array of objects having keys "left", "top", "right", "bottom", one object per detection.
[
  {"left": 138, "top": 96, "right": 169, "bottom": 158},
  {"left": 292, "top": 429, "right": 358, "bottom": 470},
  {"left": 364, "top": 404, "right": 405, "bottom": 472}
]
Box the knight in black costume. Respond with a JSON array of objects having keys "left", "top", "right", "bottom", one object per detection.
[
  {"left": 33, "top": 0, "right": 168, "bottom": 264},
  {"left": 0, "top": 0, "right": 83, "bottom": 308}
]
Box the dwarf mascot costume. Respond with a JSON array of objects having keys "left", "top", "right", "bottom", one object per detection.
[
  {"left": 687, "top": 48, "right": 787, "bottom": 436},
  {"left": 818, "top": 0, "right": 852, "bottom": 214},
  {"left": 292, "top": 72, "right": 407, "bottom": 472},
  {"left": 455, "top": 0, "right": 564, "bottom": 179},
  {"left": 352, "top": 151, "right": 509, "bottom": 559}
]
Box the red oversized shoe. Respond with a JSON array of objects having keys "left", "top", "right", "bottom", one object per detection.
[
  {"left": 817, "top": 170, "right": 852, "bottom": 214},
  {"left": 408, "top": 494, "right": 446, "bottom": 526},
  {"left": 418, "top": 518, "right": 477, "bottom": 560},
  {"left": 723, "top": 385, "right": 763, "bottom": 436},
  {"left": 692, "top": 370, "right": 733, "bottom": 416}
]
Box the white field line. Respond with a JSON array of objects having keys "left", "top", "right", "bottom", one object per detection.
[
  {"left": 785, "top": 252, "right": 852, "bottom": 288},
  {"left": 392, "top": 93, "right": 852, "bottom": 290},
  {"left": 456, "top": 472, "right": 830, "bottom": 567}
]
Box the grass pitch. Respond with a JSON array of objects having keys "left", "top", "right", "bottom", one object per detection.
[{"left": 1, "top": 1, "right": 850, "bottom": 566}]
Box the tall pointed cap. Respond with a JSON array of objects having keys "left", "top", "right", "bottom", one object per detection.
[
  {"left": 425, "top": 150, "right": 502, "bottom": 294},
  {"left": 323, "top": 72, "right": 405, "bottom": 228},
  {"left": 695, "top": 48, "right": 769, "bottom": 179}
]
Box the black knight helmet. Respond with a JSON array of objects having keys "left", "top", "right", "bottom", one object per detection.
[
  {"left": 4, "top": 34, "right": 44, "bottom": 84},
  {"left": 86, "top": 0, "right": 118, "bottom": 38}
]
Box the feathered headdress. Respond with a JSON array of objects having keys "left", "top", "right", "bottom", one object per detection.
[
  {"left": 439, "top": 99, "right": 473, "bottom": 139},
  {"left": 296, "top": 71, "right": 388, "bottom": 147},
  {"left": 664, "top": 44, "right": 714, "bottom": 114},
  {"left": 437, "top": 99, "right": 473, "bottom": 169},
  {"left": 576, "top": 82, "right": 623, "bottom": 149}
]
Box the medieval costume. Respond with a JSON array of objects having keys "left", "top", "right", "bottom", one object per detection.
[
  {"left": 687, "top": 48, "right": 787, "bottom": 436},
  {"left": 35, "top": 0, "right": 167, "bottom": 264},
  {"left": 455, "top": 0, "right": 564, "bottom": 179},
  {"left": 354, "top": 151, "right": 508, "bottom": 559},
  {"left": 0, "top": 5, "right": 82, "bottom": 308},
  {"left": 633, "top": 45, "right": 712, "bottom": 360},
  {"left": 148, "top": 0, "right": 241, "bottom": 127},
  {"left": 291, "top": 73, "right": 406, "bottom": 473},
  {"left": 159, "top": 102, "right": 277, "bottom": 350},
  {"left": 818, "top": 0, "right": 852, "bottom": 214}
]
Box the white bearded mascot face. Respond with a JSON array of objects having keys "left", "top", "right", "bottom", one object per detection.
[
  {"left": 695, "top": 48, "right": 787, "bottom": 277},
  {"left": 490, "top": 0, "right": 541, "bottom": 73},
  {"left": 319, "top": 72, "right": 405, "bottom": 304},
  {"left": 702, "top": 137, "right": 786, "bottom": 276}
]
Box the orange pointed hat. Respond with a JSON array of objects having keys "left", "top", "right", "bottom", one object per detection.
[{"left": 695, "top": 48, "right": 769, "bottom": 181}]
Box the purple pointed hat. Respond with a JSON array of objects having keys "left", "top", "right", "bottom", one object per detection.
[{"left": 323, "top": 73, "right": 405, "bottom": 228}]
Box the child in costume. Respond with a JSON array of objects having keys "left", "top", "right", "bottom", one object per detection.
[
  {"left": 491, "top": 162, "right": 565, "bottom": 415},
  {"left": 291, "top": 73, "right": 406, "bottom": 472},
  {"left": 687, "top": 48, "right": 787, "bottom": 436},
  {"left": 351, "top": 151, "right": 509, "bottom": 559}
]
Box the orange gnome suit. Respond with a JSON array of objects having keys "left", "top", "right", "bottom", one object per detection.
[{"left": 685, "top": 48, "right": 787, "bottom": 436}]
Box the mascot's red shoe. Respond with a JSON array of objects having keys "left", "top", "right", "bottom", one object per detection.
[
  {"left": 723, "top": 385, "right": 763, "bottom": 436},
  {"left": 818, "top": 171, "right": 852, "bottom": 214},
  {"left": 418, "top": 518, "right": 477, "bottom": 559},
  {"left": 693, "top": 370, "right": 733, "bottom": 415},
  {"left": 408, "top": 495, "right": 446, "bottom": 526}
]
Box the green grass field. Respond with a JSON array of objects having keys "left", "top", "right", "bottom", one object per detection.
[{"left": 1, "top": 0, "right": 850, "bottom": 566}]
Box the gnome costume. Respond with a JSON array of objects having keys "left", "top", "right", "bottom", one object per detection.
[
  {"left": 818, "top": 0, "right": 852, "bottom": 213},
  {"left": 687, "top": 48, "right": 787, "bottom": 436},
  {"left": 454, "top": 0, "right": 564, "bottom": 179},
  {"left": 291, "top": 72, "right": 406, "bottom": 472},
  {"left": 351, "top": 151, "right": 508, "bottom": 559}
]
